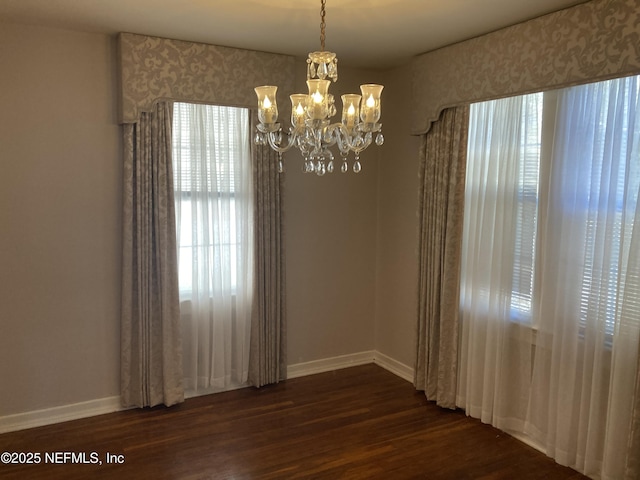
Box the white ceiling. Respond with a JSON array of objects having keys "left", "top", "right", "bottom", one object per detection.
[{"left": 0, "top": 0, "right": 589, "bottom": 68}]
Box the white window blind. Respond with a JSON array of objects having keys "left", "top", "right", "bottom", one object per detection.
[{"left": 511, "top": 93, "right": 542, "bottom": 318}]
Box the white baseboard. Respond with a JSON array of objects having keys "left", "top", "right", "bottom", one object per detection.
[
  {"left": 0, "top": 396, "right": 124, "bottom": 434},
  {"left": 1, "top": 351, "right": 414, "bottom": 434},
  {"left": 287, "top": 350, "right": 415, "bottom": 384},
  {"left": 287, "top": 350, "right": 378, "bottom": 379},
  {"left": 373, "top": 351, "right": 414, "bottom": 383}
]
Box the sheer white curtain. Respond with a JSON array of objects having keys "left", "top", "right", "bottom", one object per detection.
[
  {"left": 459, "top": 76, "right": 640, "bottom": 479},
  {"left": 526, "top": 77, "right": 640, "bottom": 479},
  {"left": 172, "top": 103, "right": 254, "bottom": 395},
  {"left": 458, "top": 94, "right": 541, "bottom": 429}
]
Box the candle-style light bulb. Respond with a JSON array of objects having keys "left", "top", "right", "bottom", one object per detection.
[
  {"left": 255, "top": 85, "right": 278, "bottom": 124},
  {"left": 306, "top": 79, "right": 330, "bottom": 120},
  {"left": 341, "top": 93, "right": 361, "bottom": 129},
  {"left": 290, "top": 93, "right": 307, "bottom": 127},
  {"left": 360, "top": 84, "right": 383, "bottom": 124},
  {"left": 366, "top": 94, "right": 375, "bottom": 108}
]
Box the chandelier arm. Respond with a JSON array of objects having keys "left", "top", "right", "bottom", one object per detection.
[
  {"left": 328, "top": 122, "right": 370, "bottom": 154},
  {"left": 326, "top": 123, "right": 352, "bottom": 152},
  {"left": 322, "top": 125, "right": 342, "bottom": 148},
  {"left": 266, "top": 129, "right": 300, "bottom": 154},
  {"left": 354, "top": 132, "right": 374, "bottom": 155}
]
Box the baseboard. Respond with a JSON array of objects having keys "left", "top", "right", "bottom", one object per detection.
[
  {"left": 287, "top": 351, "right": 378, "bottom": 379},
  {"left": 287, "top": 350, "right": 415, "bottom": 384},
  {"left": 1, "top": 351, "right": 414, "bottom": 434},
  {"left": 0, "top": 396, "right": 124, "bottom": 434},
  {"left": 373, "top": 351, "right": 414, "bottom": 383}
]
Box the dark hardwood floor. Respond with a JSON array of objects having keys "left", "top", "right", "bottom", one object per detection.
[{"left": 0, "top": 364, "right": 587, "bottom": 479}]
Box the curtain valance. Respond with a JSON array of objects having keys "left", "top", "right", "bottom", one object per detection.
[
  {"left": 117, "top": 32, "right": 295, "bottom": 124},
  {"left": 411, "top": 0, "right": 640, "bottom": 134}
]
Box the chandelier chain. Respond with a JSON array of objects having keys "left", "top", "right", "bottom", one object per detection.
[{"left": 320, "top": 0, "right": 326, "bottom": 51}]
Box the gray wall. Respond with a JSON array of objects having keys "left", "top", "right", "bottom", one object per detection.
[
  {"left": 374, "top": 63, "right": 421, "bottom": 369},
  {"left": 285, "top": 59, "right": 385, "bottom": 365},
  {"left": 0, "top": 24, "right": 122, "bottom": 415}
]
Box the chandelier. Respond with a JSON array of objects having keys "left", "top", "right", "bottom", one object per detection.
[{"left": 254, "top": 0, "right": 384, "bottom": 175}]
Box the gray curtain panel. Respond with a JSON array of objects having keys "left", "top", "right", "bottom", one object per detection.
[
  {"left": 414, "top": 106, "right": 469, "bottom": 409},
  {"left": 121, "top": 102, "right": 184, "bottom": 408},
  {"left": 248, "top": 114, "right": 287, "bottom": 387}
]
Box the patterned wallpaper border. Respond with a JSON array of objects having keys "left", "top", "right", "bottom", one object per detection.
[
  {"left": 411, "top": 0, "right": 640, "bottom": 134},
  {"left": 118, "top": 33, "right": 296, "bottom": 124}
]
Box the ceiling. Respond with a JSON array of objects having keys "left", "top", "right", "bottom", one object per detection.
[{"left": 0, "top": 0, "right": 589, "bottom": 68}]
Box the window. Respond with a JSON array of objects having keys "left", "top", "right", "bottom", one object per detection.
[
  {"left": 459, "top": 76, "right": 640, "bottom": 479},
  {"left": 172, "top": 103, "right": 252, "bottom": 299},
  {"left": 172, "top": 102, "right": 254, "bottom": 394},
  {"left": 462, "top": 93, "right": 543, "bottom": 324},
  {"left": 462, "top": 75, "right": 640, "bottom": 338},
  {"left": 459, "top": 75, "right": 640, "bottom": 480}
]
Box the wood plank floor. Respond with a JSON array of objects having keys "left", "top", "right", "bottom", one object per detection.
[{"left": 0, "top": 364, "right": 587, "bottom": 479}]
